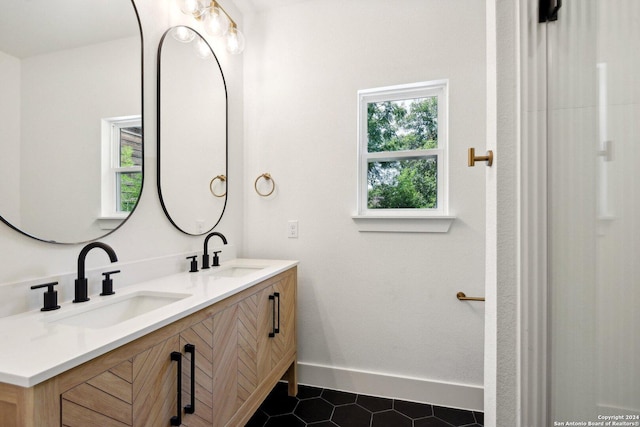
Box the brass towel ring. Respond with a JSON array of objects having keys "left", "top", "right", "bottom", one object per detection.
[
  {"left": 254, "top": 173, "right": 275, "bottom": 197},
  {"left": 209, "top": 175, "right": 227, "bottom": 197}
]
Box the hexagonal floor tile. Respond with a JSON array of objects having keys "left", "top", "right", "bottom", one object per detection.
[
  {"left": 306, "top": 422, "right": 339, "bottom": 427},
  {"left": 356, "top": 395, "right": 393, "bottom": 412},
  {"left": 264, "top": 414, "right": 305, "bottom": 427},
  {"left": 394, "top": 399, "right": 433, "bottom": 419},
  {"left": 246, "top": 382, "right": 483, "bottom": 427},
  {"left": 433, "top": 405, "right": 477, "bottom": 426},
  {"left": 294, "top": 397, "right": 334, "bottom": 423},
  {"left": 297, "top": 384, "right": 324, "bottom": 399},
  {"left": 245, "top": 409, "right": 268, "bottom": 427},
  {"left": 261, "top": 391, "right": 299, "bottom": 416},
  {"left": 371, "top": 410, "right": 412, "bottom": 427},
  {"left": 414, "top": 416, "right": 457, "bottom": 427},
  {"left": 331, "top": 403, "right": 372, "bottom": 427},
  {"left": 321, "top": 389, "right": 357, "bottom": 406}
]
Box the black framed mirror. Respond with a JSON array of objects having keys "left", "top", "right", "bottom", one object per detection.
[
  {"left": 157, "top": 26, "right": 228, "bottom": 235},
  {"left": 0, "top": 0, "right": 143, "bottom": 244}
]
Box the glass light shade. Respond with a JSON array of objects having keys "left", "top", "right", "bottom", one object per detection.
[
  {"left": 204, "top": 6, "right": 230, "bottom": 37},
  {"left": 225, "top": 27, "right": 245, "bottom": 55},
  {"left": 195, "top": 38, "right": 213, "bottom": 59},
  {"left": 177, "top": 0, "right": 207, "bottom": 18},
  {"left": 172, "top": 26, "right": 196, "bottom": 43}
]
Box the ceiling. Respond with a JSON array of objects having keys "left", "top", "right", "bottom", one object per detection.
[
  {"left": 0, "top": 0, "right": 312, "bottom": 59},
  {"left": 0, "top": 0, "right": 138, "bottom": 59}
]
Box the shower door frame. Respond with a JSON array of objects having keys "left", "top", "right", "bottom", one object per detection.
[{"left": 519, "top": 0, "right": 550, "bottom": 425}]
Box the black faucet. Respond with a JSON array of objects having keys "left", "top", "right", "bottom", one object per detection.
[
  {"left": 202, "top": 232, "right": 227, "bottom": 269},
  {"left": 74, "top": 242, "right": 118, "bottom": 303}
]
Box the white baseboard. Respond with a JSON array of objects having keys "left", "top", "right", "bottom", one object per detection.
[{"left": 297, "top": 362, "right": 483, "bottom": 412}]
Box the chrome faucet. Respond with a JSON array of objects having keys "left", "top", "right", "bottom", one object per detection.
[
  {"left": 202, "top": 232, "right": 227, "bottom": 269},
  {"left": 74, "top": 242, "right": 118, "bottom": 303}
]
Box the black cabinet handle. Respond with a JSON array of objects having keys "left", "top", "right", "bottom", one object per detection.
[
  {"left": 269, "top": 294, "right": 276, "bottom": 338},
  {"left": 274, "top": 292, "right": 281, "bottom": 334},
  {"left": 170, "top": 351, "right": 182, "bottom": 426},
  {"left": 184, "top": 344, "right": 196, "bottom": 414}
]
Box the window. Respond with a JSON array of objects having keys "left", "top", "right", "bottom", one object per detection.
[
  {"left": 354, "top": 81, "right": 454, "bottom": 232},
  {"left": 100, "top": 116, "right": 142, "bottom": 226}
]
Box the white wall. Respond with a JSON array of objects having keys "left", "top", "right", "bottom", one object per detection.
[
  {"left": 0, "top": 50, "right": 21, "bottom": 225},
  {"left": 243, "top": 0, "right": 486, "bottom": 410},
  {"left": 487, "top": 0, "right": 519, "bottom": 425},
  {"left": 0, "top": 0, "right": 245, "bottom": 308}
]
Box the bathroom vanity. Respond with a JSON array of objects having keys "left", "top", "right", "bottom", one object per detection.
[{"left": 0, "top": 260, "right": 297, "bottom": 427}]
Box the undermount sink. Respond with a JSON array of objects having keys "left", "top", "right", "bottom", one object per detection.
[
  {"left": 46, "top": 291, "right": 191, "bottom": 329},
  {"left": 209, "top": 266, "right": 265, "bottom": 278}
]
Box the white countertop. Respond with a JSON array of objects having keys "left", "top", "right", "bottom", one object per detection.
[{"left": 0, "top": 258, "right": 297, "bottom": 388}]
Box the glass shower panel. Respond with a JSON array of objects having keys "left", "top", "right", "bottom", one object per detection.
[{"left": 548, "top": 0, "right": 640, "bottom": 424}]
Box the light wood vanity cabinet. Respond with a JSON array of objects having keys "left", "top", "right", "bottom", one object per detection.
[{"left": 0, "top": 267, "right": 297, "bottom": 427}]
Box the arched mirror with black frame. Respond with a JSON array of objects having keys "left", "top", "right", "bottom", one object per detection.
[
  {"left": 157, "top": 26, "right": 228, "bottom": 235},
  {"left": 0, "top": 0, "right": 144, "bottom": 244}
]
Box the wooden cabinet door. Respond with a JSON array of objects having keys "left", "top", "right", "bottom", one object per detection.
[
  {"left": 256, "top": 273, "right": 297, "bottom": 377},
  {"left": 256, "top": 285, "right": 276, "bottom": 382},
  {"left": 210, "top": 279, "right": 293, "bottom": 427},
  {"left": 271, "top": 274, "right": 296, "bottom": 366},
  {"left": 61, "top": 358, "right": 134, "bottom": 427},
  {"left": 132, "top": 335, "right": 180, "bottom": 427},
  {"left": 237, "top": 291, "right": 260, "bottom": 408},
  {"left": 212, "top": 304, "right": 238, "bottom": 427},
  {"left": 179, "top": 318, "right": 214, "bottom": 427},
  {"left": 61, "top": 335, "right": 181, "bottom": 427},
  {"left": 234, "top": 273, "right": 297, "bottom": 420}
]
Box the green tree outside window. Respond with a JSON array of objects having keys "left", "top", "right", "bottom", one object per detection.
[
  {"left": 118, "top": 127, "right": 142, "bottom": 212},
  {"left": 367, "top": 97, "right": 438, "bottom": 209}
]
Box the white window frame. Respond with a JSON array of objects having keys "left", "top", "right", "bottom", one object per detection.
[
  {"left": 353, "top": 80, "right": 455, "bottom": 233},
  {"left": 100, "top": 115, "right": 142, "bottom": 227}
]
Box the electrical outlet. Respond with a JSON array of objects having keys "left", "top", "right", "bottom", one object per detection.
[{"left": 287, "top": 220, "right": 299, "bottom": 238}]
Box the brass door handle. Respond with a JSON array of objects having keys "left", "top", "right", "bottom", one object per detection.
[
  {"left": 457, "top": 292, "right": 485, "bottom": 302},
  {"left": 468, "top": 148, "right": 493, "bottom": 167}
]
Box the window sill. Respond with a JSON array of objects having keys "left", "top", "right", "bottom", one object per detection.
[
  {"left": 97, "top": 215, "right": 127, "bottom": 230},
  {"left": 351, "top": 215, "right": 456, "bottom": 233}
]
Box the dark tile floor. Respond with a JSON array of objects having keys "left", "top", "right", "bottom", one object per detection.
[{"left": 246, "top": 382, "right": 484, "bottom": 427}]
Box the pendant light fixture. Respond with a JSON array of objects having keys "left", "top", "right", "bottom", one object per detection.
[
  {"left": 204, "top": 2, "right": 230, "bottom": 37},
  {"left": 177, "top": 0, "right": 245, "bottom": 55},
  {"left": 225, "top": 24, "right": 245, "bottom": 55},
  {"left": 177, "top": 0, "right": 207, "bottom": 18},
  {"left": 172, "top": 25, "right": 196, "bottom": 43}
]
